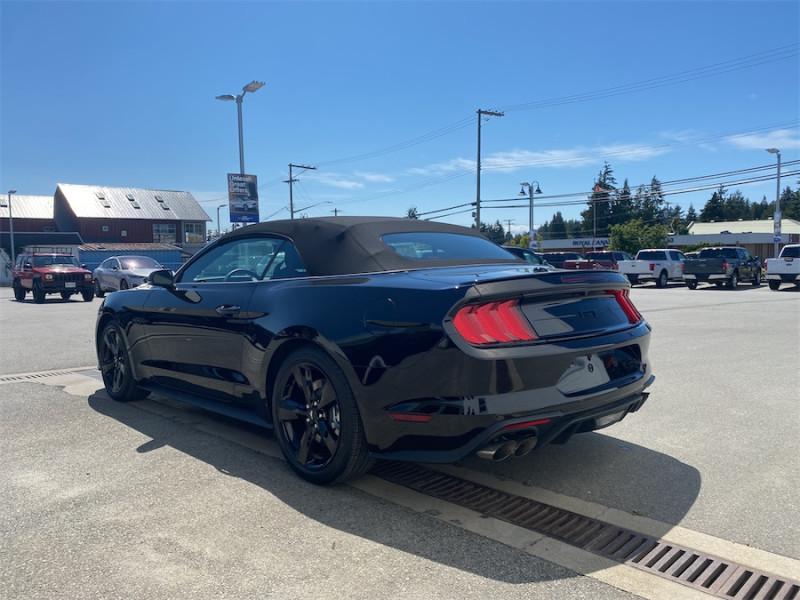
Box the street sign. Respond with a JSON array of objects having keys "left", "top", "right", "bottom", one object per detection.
[{"left": 227, "top": 173, "right": 259, "bottom": 223}]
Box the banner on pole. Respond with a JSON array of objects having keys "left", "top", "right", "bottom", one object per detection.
[{"left": 227, "top": 173, "right": 259, "bottom": 223}]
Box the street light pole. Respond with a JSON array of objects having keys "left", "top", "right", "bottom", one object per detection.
[
  {"left": 7, "top": 190, "right": 16, "bottom": 270},
  {"left": 285, "top": 163, "right": 316, "bottom": 220},
  {"left": 519, "top": 181, "right": 542, "bottom": 249},
  {"left": 475, "top": 109, "right": 504, "bottom": 229},
  {"left": 766, "top": 148, "right": 782, "bottom": 257},
  {"left": 216, "top": 203, "right": 226, "bottom": 237}
]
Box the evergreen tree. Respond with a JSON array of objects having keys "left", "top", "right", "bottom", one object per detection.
[
  {"left": 580, "top": 162, "right": 617, "bottom": 237},
  {"left": 612, "top": 179, "right": 634, "bottom": 227},
  {"left": 405, "top": 207, "right": 419, "bottom": 219},
  {"left": 780, "top": 186, "right": 800, "bottom": 220},
  {"left": 722, "top": 190, "right": 750, "bottom": 220},
  {"left": 685, "top": 204, "right": 697, "bottom": 223},
  {"left": 699, "top": 185, "right": 727, "bottom": 221},
  {"left": 550, "top": 212, "right": 568, "bottom": 239}
]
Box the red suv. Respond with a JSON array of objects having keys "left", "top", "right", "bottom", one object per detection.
[{"left": 12, "top": 253, "right": 95, "bottom": 303}]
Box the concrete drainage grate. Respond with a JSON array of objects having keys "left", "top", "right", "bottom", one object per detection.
[
  {"left": 0, "top": 367, "right": 97, "bottom": 385},
  {"left": 375, "top": 462, "right": 800, "bottom": 599}
]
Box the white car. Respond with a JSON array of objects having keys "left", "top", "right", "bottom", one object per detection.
[
  {"left": 618, "top": 249, "right": 686, "bottom": 288},
  {"left": 765, "top": 244, "right": 800, "bottom": 290}
]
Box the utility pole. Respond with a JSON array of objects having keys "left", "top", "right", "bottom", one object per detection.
[
  {"left": 504, "top": 219, "right": 514, "bottom": 237},
  {"left": 332, "top": 208, "right": 342, "bottom": 217},
  {"left": 475, "top": 109, "right": 504, "bottom": 229},
  {"left": 216, "top": 204, "right": 226, "bottom": 237},
  {"left": 767, "top": 148, "right": 782, "bottom": 257},
  {"left": 285, "top": 163, "right": 316, "bottom": 220},
  {"left": 7, "top": 190, "right": 16, "bottom": 270}
]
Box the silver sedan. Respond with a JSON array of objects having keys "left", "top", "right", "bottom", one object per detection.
[{"left": 93, "top": 255, "right": 165, "bottom": 297}]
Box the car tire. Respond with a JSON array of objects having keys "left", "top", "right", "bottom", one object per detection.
[
  {"left": 98, "top": 321, "right": 149, "bottom": 402},
  {"left": 120, "top": 279, "right": 129, "bottom": 290},
  {"left": 768, "top": 280, "right": 781, "bottom": 291},
  {"left": 60, "top": 291, "right": 73, "bottom": 300},
  {"left": 32, "top": 281, "right": 46, "bottom": 304},
  {"left": 686, "top": 281, "right": 698, "bottom": 290},
  {"left": 656, "top": 270, "right": 668, "bottom": 288},
  {"left": 272, "top": 346, "right": 373, "bottom": 485},
  {"left": 12, "top": 279, "right": 26, "bottom": 302},
  {"left": 82, "top": 288, "right": 95, "bottom": 302},
  {"left": 95, "top": 280, "right": 105, "bottom": 298},
  {"left": 752, "top": 271, "right": 761, "bottom": 287},
  {"left": 627, "top": 276, "right": 638, "bottom": 286},
  {"left": 727, "top": 271, "right": 738, "bottom": 289}
]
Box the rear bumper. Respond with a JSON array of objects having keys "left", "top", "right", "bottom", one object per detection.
[
  {"left": 766, "top": 273, "right": 800, "bottom": 282},
  {"left": 683, "top": 273, "right": 728, "bottom": 281},
  {"left": 359, "top": 321, "right": 654, "bottom": 463}
]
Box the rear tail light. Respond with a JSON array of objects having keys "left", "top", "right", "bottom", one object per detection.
[
  {"left": 452, "top": 299, "right": 538, "bottom": 346},
  {"left": 649, "top": 263, "right": 655, "bottom": 271},
  {"left": 609, "top": 289, "right": 642, "bottom": 324}
]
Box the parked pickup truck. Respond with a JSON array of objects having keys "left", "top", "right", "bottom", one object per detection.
[
  {"left": 618, "top": 249, "right": 686, "bottom": 288},
  {"left": 12, "top": 253, "right": 95, "bottom": 303},
  {"left": 683, "top": 246, "right": 762, "bottom": 289},
  {"left": 562, "top": 250, "right": 634, "bottom": 271},
  {"left": 765, "top": 244, "right": 800, "bottom": 290}
]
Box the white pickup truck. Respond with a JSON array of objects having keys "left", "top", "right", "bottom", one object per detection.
[
  {"left": 765, "top": 244, "right": 800, "bottom": 290},
  {"left": 618, "top": 249, "right": 686, "bottom": 288}
]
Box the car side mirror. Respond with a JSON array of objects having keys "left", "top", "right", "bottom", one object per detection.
[
  {"left": 149, "top": 269, "right": 175, "bottom": 289},
  {"left": 80, "top": 263, "right": 87, "bottom": 269},
  {"left": 112, "top": 266, "right": 118, "bottom": 271},
  {"left": 24, "top": 262, "right": 32, "bottom": 269}
]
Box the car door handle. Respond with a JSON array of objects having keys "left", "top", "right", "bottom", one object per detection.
[{"left": 215, "top": 304, "right": 241, "bottom": 317}]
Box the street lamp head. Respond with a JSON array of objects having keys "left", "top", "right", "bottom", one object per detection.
[
  {"left": 519, "top": 185, "right": 527, "bottom": 197},
  {"left": 766, "top": 148, "right": 780, "bottom": 154},
  {"left": 8, "top": 190, "right": 17, "bottom": 195},
  {"left": 217, "top": 203, "right": 226, "bottom": 209},
  {"left": 535, "top": 184, "right": 543, "bottom": 194},
  {"left": 215, "top": 94, "right": 236, "bottom": 102},
  {"left": 243, "top": 80, "right": 265, "bottom": 93}
]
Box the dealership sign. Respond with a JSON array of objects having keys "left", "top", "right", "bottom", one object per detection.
[{"left": 227, "top": 173, "right": 259, "bottom": 223}]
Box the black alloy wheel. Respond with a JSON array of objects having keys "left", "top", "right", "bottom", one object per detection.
[
  {"left": 272, "top": 347, "right": 372, "bottom": 484},
  {"left": 686, "top": 281, "right": 698, "bottom": 290},
  {"left": 768, "top": 280, "right": 781, "bottom": 291},
  {"left": 99, "top": 322, "right": 148, "bottom": 402},
  {"left": 32, "top": 281, "right": 46, "bottom": 304},
  {"left": 95, "top": 280, "right": 105, "bottom": 298},
  {"left": 12, "top": 280, "right": 26, "bottom": 302},
  {"left": 60, "top": 291, "right": 72, "bottom": 300},
  {"left": 82, "top": 288, "right": 94, "bottom": 302},
  {"left": 728, "top": 271, "right": 738, "bottom": 289},
  {"left": 657, "top": 270, "right": 668, "bottom": 288}
]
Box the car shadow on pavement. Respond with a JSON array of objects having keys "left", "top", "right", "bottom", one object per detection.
[{"left": 87, "top": 389, "right": 701, "bottom": 584}]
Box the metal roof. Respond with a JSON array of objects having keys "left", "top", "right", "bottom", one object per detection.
[
  {"left": 56, "top": 183, "right": 211, "bottom": 222},
  {"left": 689, "top": 218, "right": 800, "bottom": 235},
  {"left": 78, "top": 242, "right": 182, "bottom": 251},
  {"left": 0, "top": 195, "right": 54, "bottom": 220}
]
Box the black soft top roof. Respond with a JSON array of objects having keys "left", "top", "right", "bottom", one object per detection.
[{"left": 224, "top": 216, "right": 514, "bottom": 276}]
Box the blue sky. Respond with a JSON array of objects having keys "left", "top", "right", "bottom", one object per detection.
[{"left": 2, "top": 1, "right": 798, "bottom": 232}]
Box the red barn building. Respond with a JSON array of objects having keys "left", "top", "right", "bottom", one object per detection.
[
  {"left": 0, "top": 195, "right": 56, "bottom": 233},
  {"left": 54, "top": 183, "right": 210, "bottom": 246}
]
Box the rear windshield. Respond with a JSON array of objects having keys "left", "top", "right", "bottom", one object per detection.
[
  {"left": 587, "top": 252, "right": 613, "bottom": 260},
  {"left": 120, "top": 256, "right": 161, "bottom": 269},
  {"left": 381, "top": 232, "right": 516, "bottom": 261},
  {"left": 32, "top": 255, "right": 79, "bottom": 267},
  {"left": 780, "top": 246, "right": 800, "bottom": 258},
  {"left": 699, "top": 248, "right": 738, "bottom": 259},
  {"left": 544, "top": 252, "right": 581, "bottom": 261},
  {"left": 636, "top": 250, "right": 667, "bottom": 260}
]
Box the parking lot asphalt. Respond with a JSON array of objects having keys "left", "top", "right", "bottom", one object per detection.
[{"left": 0, "top": 282, "right": 798, "bottom": 598}]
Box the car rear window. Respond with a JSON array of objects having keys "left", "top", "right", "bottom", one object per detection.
[
  {"left": 780, "top": 246, "right": 800, "bottom": 258},
  {"left": 636, "top": 251, "right": 667, "bottom": 260},
  {"left": 381, "top": 232, "right": 516, "bottom": 261},
  {"left": 544, "top": 252, "right": 581, "bottom": 261},
  {"left": 699, "top": 248, "right": 738, "bottom": 259},
  {"left": 586, "top": 252, "right": 612, "bottom": 260}
]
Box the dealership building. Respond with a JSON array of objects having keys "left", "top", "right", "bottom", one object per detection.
[
  {"left": 1, "top": 184, "right": 210, "bottom": 284},
  {"left": 538, "top": 218, "right": 800, "bottom": 258}
]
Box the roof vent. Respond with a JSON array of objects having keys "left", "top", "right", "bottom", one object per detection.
[
  {"left": 126, "top": 193, "right": 136, "bottom": 201},
  {"left": 155, "top": 195, "right": 164, "bottom": 202},
  {"left": 131, "top": 201, "right": 141, "bottom": 209},
  {"left": 95, "top": 191, "right": 105, "bottom": 200}
]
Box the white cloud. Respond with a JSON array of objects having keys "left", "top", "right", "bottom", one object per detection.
[
  {"left": 725, "top": 128, "right": 800, "bottom": 151},
  {"left": 406, "top": 141, "right": 672, "bottom": 177},
  {"left": 354, "top": 171, "right": 395, "bottom": 183},
  {"left": 305, "top": 171, "right": 365, "bottom": 190}
]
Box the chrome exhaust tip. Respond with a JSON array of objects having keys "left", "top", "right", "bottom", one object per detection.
[
  {"left": 477, "top": 440, "right": 518, "bottom": 461},
  {"left": 514, "top": 436, "right": 538, "bottom": 457}
]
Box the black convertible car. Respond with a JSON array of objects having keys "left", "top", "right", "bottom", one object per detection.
[{"left": 96, "top": 217, "right": 654, "bottom": 484}]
